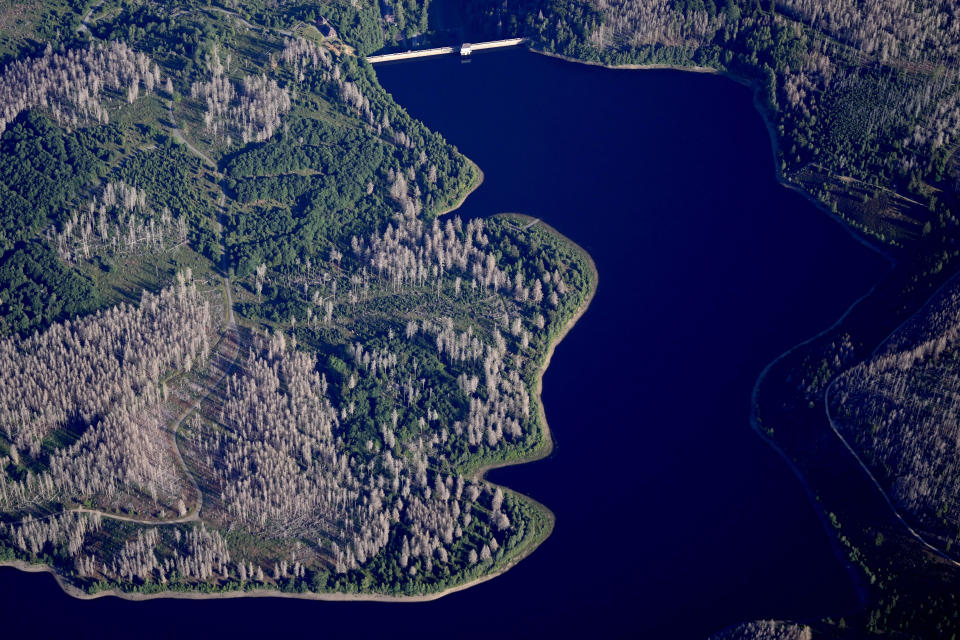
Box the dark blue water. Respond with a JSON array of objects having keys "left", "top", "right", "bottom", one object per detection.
[{"left": 0, "top": 49, "right": 886, "bottom": 638}]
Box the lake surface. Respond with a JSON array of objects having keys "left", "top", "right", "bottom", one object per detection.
[{"left": 0, "top": 49, "right": 886, "bottom": 638}]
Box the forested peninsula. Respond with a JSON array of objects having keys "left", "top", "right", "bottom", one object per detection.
[{"left": 0, "top": 0, "right": 596, "bottom": 600}]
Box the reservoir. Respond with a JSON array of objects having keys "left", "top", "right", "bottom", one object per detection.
[{"left": 0, "top": 48, "right": 886, "bottom": 638}]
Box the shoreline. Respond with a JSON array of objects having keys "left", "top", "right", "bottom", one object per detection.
[
  {"left": 748, "top": 279, "right": 887, "bottom": 608},
  {"left": 0, "top": 556, "right": 535, "bottom": 603},
  {"left": 467, "top": 213, "right": 598, "bottom": 483},
  {"left": 529, "top": 48, "right": 724, "bottom": 75},
  {"left": 0, "top": 145, "right": 597, "bottom": 606},
  {"left": 448, "top": 212, "right": 600, "bottom": 590}
]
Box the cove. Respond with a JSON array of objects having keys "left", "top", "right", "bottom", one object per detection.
[{"left": 0, "top": 49, "right": 886, "bottom": 639}]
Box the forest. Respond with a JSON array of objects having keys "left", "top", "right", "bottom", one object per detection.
[
  {"left": 7, "top": 1, "right": 960, "bottom": 635},
  {"left": 0, "top": 0, "right": 593, "bottom": 600}
]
